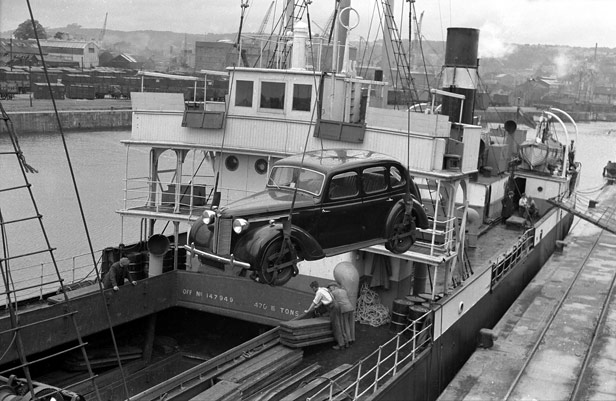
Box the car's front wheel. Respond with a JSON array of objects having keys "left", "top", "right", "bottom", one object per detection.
[
  {"left": 385, "top": 208, "right": 416, "bottom": 254},
  {"left": 257, "top": 238, "right": 298, "bottom": 286}
]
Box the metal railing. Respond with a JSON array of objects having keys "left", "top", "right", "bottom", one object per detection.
[
  {"left": 121, "top": 175, "right": 260, "bottom": 215},
  {"left": 490, "top": 229, "right": 534, "bottom": 288},
  {"left": 308, "top": 310, "right": 433, "bottom": 400},
  {"left": 1, "top": 251, "right": 102, "bottom": 305}
]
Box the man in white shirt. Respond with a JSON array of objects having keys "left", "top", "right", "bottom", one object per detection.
[
  {"left": 304, "top": 280, "right": 333, "bottom": 314},
  {"left": 304, "top": 280, "right": 346, "bottom": 350}
]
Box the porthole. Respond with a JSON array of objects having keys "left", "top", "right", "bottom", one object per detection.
[
  {"left": 225, "top": 155, "right": 239, "bottom": 171},
  {"left": 255, "top": 158, "right": 268, "bottom": 175},
  {"left": 538, "top": 186, "right": 543, "bottom": 192}
]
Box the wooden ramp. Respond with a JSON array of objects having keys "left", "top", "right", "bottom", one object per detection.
[{"left": 548, "top": 184, "right": 616, "bottom": 234}]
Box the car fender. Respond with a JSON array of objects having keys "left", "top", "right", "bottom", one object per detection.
[
  {"left": 188, "top": 218, "right": 213, "bottom": 249},
  {"left": 233, "top": 223, "right": 325, "bottom": 266},
  {"left": 411, "top": 198, "right": 430, "bottom": 229},
  {"left": 385, "top": 199, "right": 429, "bottom": 235}
]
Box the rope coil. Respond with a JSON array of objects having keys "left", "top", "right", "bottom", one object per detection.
[{"left": 355, "top": 283, "right": 390, "bottom": 327}]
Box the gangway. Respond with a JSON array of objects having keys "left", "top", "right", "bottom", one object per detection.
[{"left": 548, "top": 185, "right": 616, "bottom": 235}]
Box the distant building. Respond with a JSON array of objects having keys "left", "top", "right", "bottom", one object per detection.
[
  {"left": 594, "top": 86, "right": 616, "bottom": 106},
  {"left": 36, "top": 40, "right": 100, "bottom": 68},
  {"left": 105, "top": 53, "right": 142, "bottom": 70},
  {"left": 0, "top": 39, "right": 41, "bottom": 66},
  {"left": 194, "top": 41, "right": 241, "bottom": 72},
  {"left": 511, "top": 77, "right": 551, "bottom": 107}
]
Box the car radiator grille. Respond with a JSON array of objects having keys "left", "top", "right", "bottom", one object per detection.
[{"left": 214, "top": 218, "right": 233, "bottom": 255}]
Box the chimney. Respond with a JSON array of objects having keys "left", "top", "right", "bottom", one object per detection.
[{"left": 291, "top": 21, "right": 308, "bottom": 70}]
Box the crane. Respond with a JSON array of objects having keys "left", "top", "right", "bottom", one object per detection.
[
  {"left": 98, "top": 12, "right": 108, "bottom": 44},
  {"left": 255, "top": 1, "right": 275, "bottom": 43}
]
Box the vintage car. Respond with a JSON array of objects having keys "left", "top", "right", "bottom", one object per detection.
[{"left": 188, "top": 149, "right": 430, "bottom": 286}]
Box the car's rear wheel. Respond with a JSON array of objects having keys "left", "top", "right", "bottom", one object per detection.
[
  {"left": 385, "top": 209, "right": 416, "bottom": 254},
  {"left": 257, "top": 238, "right": 297, "bottom": 286}
]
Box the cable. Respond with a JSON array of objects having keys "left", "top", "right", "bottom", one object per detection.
[{"left": 355, "top": 284, "right": 390, "bottom": 327}]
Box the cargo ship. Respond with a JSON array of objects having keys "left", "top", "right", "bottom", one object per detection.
[{"left": 0, "top": 1, "right": 578, "bottom": 400}]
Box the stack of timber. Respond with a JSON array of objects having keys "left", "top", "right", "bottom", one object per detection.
[
  {"left": 189, "top": 380, "right": 241, "bottom": 401},
  {"left": 279, "top": 317, "right": 334, "bottom": 348},
  {"left": 199, "top": 345, "right": 303, "bottom": 399},
  {"left": 279, "top": 364, "right": 354, "bottom": 401},
  {"left": 246, "top": 363, "right": 321, "bottom": 401}
]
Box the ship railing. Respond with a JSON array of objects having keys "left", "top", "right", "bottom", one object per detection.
[
  {"left": 122, "top": 176, "right": 258, "bottom": 217},
  {"left": 490, "top": 229, "right": 534, "bottom": 288},
  {"left": 308, "top": 310, "right": 433, "bottom": 401},
  {"left": 415, "top": 214, "right": 457, "bottom": 256},
  {"left": 0, "top": 251, "right": 102, "bottom": 306}
]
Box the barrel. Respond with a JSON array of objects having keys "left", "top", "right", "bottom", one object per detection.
[
  {"left": 405, "top": 295, "right": 425, "bottom": 305},
  {"left": 408, "top": 305, "right": 430, "bottom": 322},
  {"left": 390, "top": 298, "right": 414, "bottom": 333},
  {"left": 408, "top": 305, "right": 431, "bottom": 343},
  {"left": 418, "top": 292, "right": 433, "bottom": 302},
  {"left": 127, "top": 252, "right": 147, "bottom": 280}
]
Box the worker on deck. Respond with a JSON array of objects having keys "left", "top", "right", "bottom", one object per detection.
[
  {"left": 519, "top": 193, "right": 537, "bottom": 220},
  {"left": 103, "top": 257, "right": 137, "bottom": 291},
  {"left": 304, "top": 281, "right": 346, "bottom": 350}
]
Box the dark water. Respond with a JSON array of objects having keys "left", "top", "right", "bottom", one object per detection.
[{"left": 1, "top": 121, "right": 615, "bottom": 298}]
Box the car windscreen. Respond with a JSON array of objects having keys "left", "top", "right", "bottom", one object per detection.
[{"left": 267, "top": 166, "right": 325, "bottom": 196}]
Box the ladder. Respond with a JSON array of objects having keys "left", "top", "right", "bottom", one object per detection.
[
  {"left": 0, "top": 102, "right": 101, "bottom": 400},
  {"left": 380, "top": 0, "right": 420, "bottom": 105},
  {"left": 266, "top": 0, "right": 308, "bottom": 69}
]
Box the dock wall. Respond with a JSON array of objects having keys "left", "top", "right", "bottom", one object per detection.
[{"left": 7, "top": 110, "right": 132, "bottom": 133}]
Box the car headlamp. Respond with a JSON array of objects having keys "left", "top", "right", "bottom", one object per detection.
[
  {"left": 202, "top": 210, "right": 217, "bottom": 225},
  {"left": 232, "top": 218, "right": 249, "bottom": 234}
]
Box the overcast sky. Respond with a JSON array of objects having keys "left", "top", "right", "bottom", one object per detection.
[{"left": 2, "top": 0, "right": 615, "bottom": 53}]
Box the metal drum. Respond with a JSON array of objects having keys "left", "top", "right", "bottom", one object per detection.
[
  {"left": 405, "top": 295, "right": 425, "bottom": 305},
  {"left": 127, "top": 252, "right": 147, "bottom": 281},
  {"left": 408, "top": 305, "right": 430, "bottom": 339},
  {"left": 408, "top": 305, "right": 430, "bottom": 322},
  {"left": 418, "top": 292, "right": 433, "bottom": 303},
  {"left": 390, "top": 298, "right": 414, "bottom": 333}
]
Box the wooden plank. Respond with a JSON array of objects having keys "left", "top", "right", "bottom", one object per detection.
[
  {"left": 280, "top": 364, "right": 353, "bottom": 401},
  {"left": 188, "top": 380, "right": 241, "bottom": 401},
  {"left": 280, "top": 336, "right": 334, "bottom": 348},
  {"left": 240, "top": 354, "right": 303, "bottom": 397},
  {"left": 279, "top": 317, "right": 330, "bottom": 330},
  {"left": 247, "top": 363, "right": 321, "bottom": 401},
  {"left": 218, "top": 346, "right": 301, "bottom": 383}
]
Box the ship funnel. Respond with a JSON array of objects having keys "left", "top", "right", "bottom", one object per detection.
[
  {"left": 147, "top": 234, "right": 170, "bottom": 276},
  {"left": 441, "top": 27, "right": 480, "bottom": 125}
]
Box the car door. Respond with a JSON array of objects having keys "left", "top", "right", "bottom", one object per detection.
[
  {"left": 361, "top": 164, "right": 392, "bottom": 240},
  {"left": 316, "top": 170, "right": 364, "bottom": 249}
]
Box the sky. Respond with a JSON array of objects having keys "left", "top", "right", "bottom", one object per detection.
[{"left": 2, "top": 0, "right": 616, "bottom": 53}]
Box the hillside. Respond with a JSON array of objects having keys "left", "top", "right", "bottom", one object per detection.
[{"left": 3, "top": 24, "right": 616, "bottom": 86}]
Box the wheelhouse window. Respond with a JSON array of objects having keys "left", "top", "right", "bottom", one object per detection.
[
  {"left": 362, "top": 166, "right": 387, "bottom": 194},
  {"left": 292, "top": 84, "right": 312, "bottom": 111},
  {"left": 268, "top": 166, "right": 324, "bottom": 196},
  {"left": 235, "top": 80, "right": 253, "bottom": 107},
  {"left": 328, "top": 171, "right": 359, "bottom": 200},
  {"left": 260, "top": 81, "right": 285, "bottom": 110}
]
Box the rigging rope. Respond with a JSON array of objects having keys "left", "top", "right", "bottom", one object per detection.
[
  {"left": 355, "top": 283, "right": 390, "bottom": 327},
  {"left": 0, "top": 103, "right": 37, "bottom": 174},
  {"left": 24, "top": 1, "right": 121, "bottom": 399}
]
